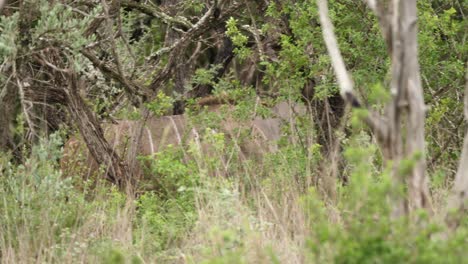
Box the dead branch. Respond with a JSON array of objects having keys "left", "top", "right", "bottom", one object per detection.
[
  {"left": 101, "top": 0, "right": 143, "bottom": 104},
  {"left": 317, "top": 0, "right": 353, "bottom": 97},
  {"left": 121, "top": 0, "right": 193, "bottom": 28},
  {"left": 148, "top": 0, "right": 223, "bottom": 92},
  {"left": 80, "top": 49, "right": 147, "bottom": 104}
]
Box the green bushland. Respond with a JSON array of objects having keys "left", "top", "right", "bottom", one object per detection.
[
  {"left": 0, "top": 0, "right": 466, "bottom": 263},
  {"left": 1, "top": 105, "right": 467, "bottom": 263}
]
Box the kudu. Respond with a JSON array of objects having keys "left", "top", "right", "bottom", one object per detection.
[{"left": 61, "top": 102, "right": 305, "bottom": 181}]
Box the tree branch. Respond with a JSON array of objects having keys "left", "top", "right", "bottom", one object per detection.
[
  {"left": 317, "top": 0, "right": 388, "bottom": 143},
  {"left": 363, "top": 0, "right": 393, "bottom": 53},
  {"left": 80, "top": 49, "right": 147, "bottom": 104},
  {"left": 64, "top": 72, "right": 134, "bottom": 191},
  {"left": 121, "top": 0, "right": 193, "bottom": 28},
  {"left": 147, "top": 3, "right": 218, "bottom": 90},
  {"left": 317, "top": 0, "right": 353, "bottom": 97}
]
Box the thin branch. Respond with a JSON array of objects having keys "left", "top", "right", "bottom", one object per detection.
[
  {"left": 121, "top": 0, "right": 193, "bottom": 28},
  {"left": 16, "top": 78, "right": 37, "bottom": 141},
  {"left": 80, "top": 49, "right": 146, "bottom": 104},
  {"left": 148, "top": 0, "right": 220, "bottom": 91},
  {"left": 242, "top": 25, "right": 265, "bottom": 61},
  {"left": 0, "top": 75, "right": 12, "bottom": 101},
  {"left": 101, "top": 0, "right": 141, "bottom": 103},
  {"left": 244, "top": 1, "right": 265, "bottom": 61}
]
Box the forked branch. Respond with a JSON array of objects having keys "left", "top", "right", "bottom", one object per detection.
[
  {"left": 317, "top": 0, "right": 388, "bottom": 143},
  {"left": 318, "top": 0, "right": 432, "bottom": 214}
]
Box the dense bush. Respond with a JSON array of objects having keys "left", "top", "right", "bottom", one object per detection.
[{"left": 0, "top": 0, "right": 466, "bottom": 263}]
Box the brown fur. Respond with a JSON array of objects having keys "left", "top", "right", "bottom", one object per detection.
[{"left": 61, "top": 102, "right": 304, "bottom": 180}]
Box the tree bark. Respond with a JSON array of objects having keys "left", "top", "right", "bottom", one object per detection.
[
  {"left": 400, "top": 0, "right": 431, "bottom": 211},
  {"left": 0, "top": 83, "right": 18, "bottom": 156},
  {"left": 448, "top": 71, "right": 468, "bottom": 216}
]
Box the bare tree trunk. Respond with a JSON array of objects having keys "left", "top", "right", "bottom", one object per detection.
[
  {"left": 385, "top": 0, "right": 406, "bottom": 215},
  {"left": 448, "top": 71, "right": 468, "bottom": 218},
  {"left": 400, "top": 0, "right": 431, "bottom": 211}
]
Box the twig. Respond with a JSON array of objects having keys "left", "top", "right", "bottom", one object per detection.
[
  {"left": 121, "top": 0, "right": 193, "bottom": 28},
  {"left": 101, "top": 0, "right": 140, "bottom": 103}
]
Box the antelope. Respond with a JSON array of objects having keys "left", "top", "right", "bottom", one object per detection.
[{"left": 61, "top": 101, "right": 305, "bottom": 181}]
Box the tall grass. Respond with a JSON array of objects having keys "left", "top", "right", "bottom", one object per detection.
[{"left": 1, "top": 109, "right": 467, "bottom": 263}]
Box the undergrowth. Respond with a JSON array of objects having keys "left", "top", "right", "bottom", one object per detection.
[{"left": 1, "top": 106, "right": 467, "bottom": 263}]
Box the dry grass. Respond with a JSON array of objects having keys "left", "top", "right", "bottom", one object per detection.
[{"left": 2, "top": 112, "right": 465, "bottom": 264}]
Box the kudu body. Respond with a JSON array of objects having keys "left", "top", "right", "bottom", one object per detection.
[{"left": 61, "top": 102, "right": 305, "bottom": 180}]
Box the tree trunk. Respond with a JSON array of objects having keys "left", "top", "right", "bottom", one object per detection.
[
  {"left": 64, "top": 74, "right": 133, "bottom": 191},
  {"left": 0, "top": 0, "right": 38, "bottom": 159},
  {"left": 161, "top": 0, "right": 188, "bottom": 114},
  {"left": 0, "top": 83, "right": 18, "bottom": 156},
  {"left": 448, "top": 71, "right": 468, "bottom": 219},
  {"left": 318, "top": 0, "right": 432, "bottom": 215},
  {"left": 401, "top": 0, "right": 431, "bottom": 211}
]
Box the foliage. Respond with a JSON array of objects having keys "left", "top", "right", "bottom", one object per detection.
[
  {"left": 226, "top": 17, "right": 252, "bottom": 61},
  {"left": 145, "top": 91, "right": 175, "bottom": 117},
  {"left": 33, "top": 2, "right": 100, "bottom": 52},
  {"left": 0, "top": 12, "right": 18, "bottom": 59},
  {"left": 303, "top": 132, "right": 468, "bottom": 263},
  {"left": 0, "top": 134, "right": 126, "bottom": 262},
  {"left": 0, "top": 0, "right": 466, "bottom": 263}
]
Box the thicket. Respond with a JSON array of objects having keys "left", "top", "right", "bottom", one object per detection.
[{"left": 0, "top": 0, "right": 466, "bottom": 263}]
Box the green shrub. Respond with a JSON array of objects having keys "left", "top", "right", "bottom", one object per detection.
[
  {"left": 303, "top": 129, "right": 468, "bottom": 264},
  {"left": 135, "top": 146, "right": 199, "bottom": 256}
]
